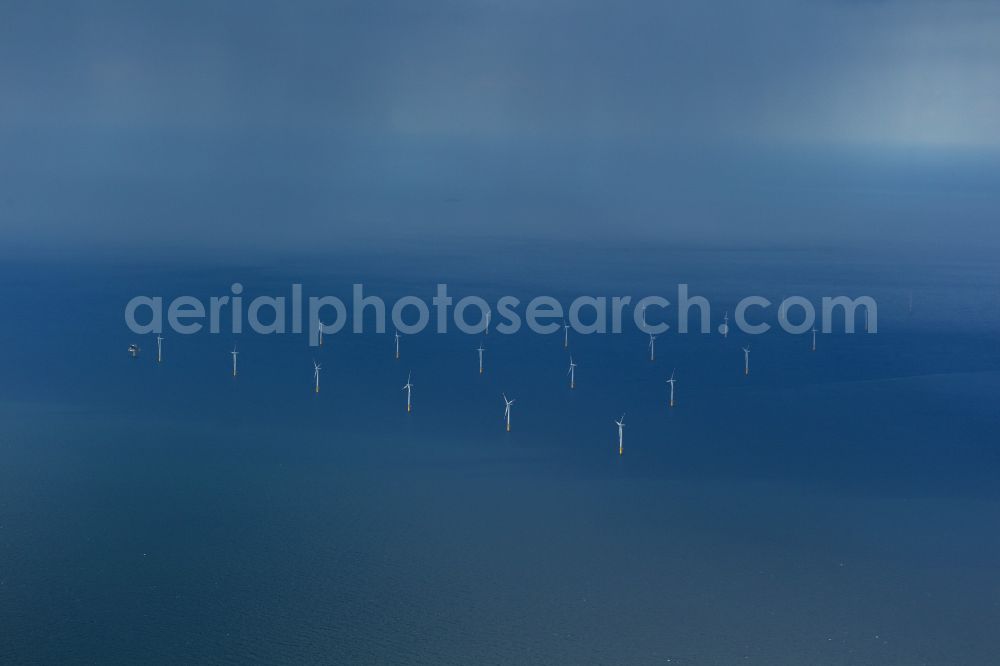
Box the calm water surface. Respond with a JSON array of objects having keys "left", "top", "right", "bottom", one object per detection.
[{"left": 1, "top": 247, "right": 999, "bottom": 664}]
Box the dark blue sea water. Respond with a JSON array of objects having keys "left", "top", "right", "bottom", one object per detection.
[{"left": 2, "top": 245, "right": 999, "bottom": 664}]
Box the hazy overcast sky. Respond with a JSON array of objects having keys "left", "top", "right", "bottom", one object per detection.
[{"left": 2, "top": 0, "right": 998, "bottom": 257}]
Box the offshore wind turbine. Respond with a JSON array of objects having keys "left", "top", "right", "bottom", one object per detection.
[
  {"left": 568, "top": 356, "right": 577, "bottom": 389},
  {"left": 721, "top": 311, "right": 729, "bottom": 338},
  {"left": 811, "top": 327, "right": 817, "bottom": 352},
  {"left": 402, "top": 372, "right": 413, "bottom": 412},
  {"left": 615, "top": 413, "right": 625, "bottom": 456},
  {"left": 563, "top": 320, "right": 570, "bottom": 348},
  {"left": 649, "top": 333, "right": 657, "bottom": 361},
  {"left": 485, "top": 310, "right": 491, "bottom": 335},
  {"left": 666, "top": 369, "right": 676, "bottom": 407},
  {"left": 477, "top": 342, "right": 485, "bottom": 374},
  {"left": 156, "top": 335, "right": 163, "bottom": 363},
  {"left": 318, "top": 320, "right": 324, "bottom": 346},
  {"left": 503, "top": 393, "right": 515, "bottom": 432},
  {"left": 313, "top": 360, "right": 321, "bottom": 393},
  {"left": 230, "top": 344, "right": 239, "bottom": 377},
  {"left": 742, "top": 345, "right": 750, "bottom": 376},
  {"left": 394, "top": 330, "right": 401, "bottom": 360}
]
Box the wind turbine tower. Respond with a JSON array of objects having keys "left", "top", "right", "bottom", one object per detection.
[
  {"left": 503, "top": 393, "right": 515, "bottom": 432},
  {"left": 402, "top": 372, "right": 413, "bottom": 412},
  {"left": 616, "top": 414, "right": 625, "bottom": 456}
]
